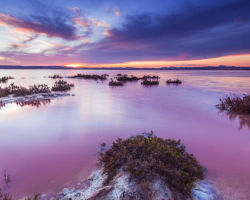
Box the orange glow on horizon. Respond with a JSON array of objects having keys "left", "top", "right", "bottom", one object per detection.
[
  {"left": 63, "top": 54, "right": 250, "bottom": 68},
  {"left": 64, "top": 63, "right": 84, "bottom": 68}
]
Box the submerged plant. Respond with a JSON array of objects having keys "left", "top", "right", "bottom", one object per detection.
[
  {"left": 142, "top": 75, "right": 160, "bottom": 79},
  {"left": 216, "top": 94, "right": 250, "bottom": 114},
  {"left": 0, "top": 189, "right": 11, "bottom": 200},
  {"left": 98, "top": 133, "right": 204, "bottom": 197},
  {"left": 109, "top": 79, "right": 124, "bottom": 86},
  {"left": 141, "top": 79, "right": 159, "bottom": 85},
  {"left": 48, "top": 74, "right": 63, "bottom": 79},
  {"left": 116, "top": 75, "right": 141, "bottom": 82},
  {"left": 0, "top": 77, "right": 14, "bottom": 83},
  {"left": 67, "top": 74, "right": 108, "bottom": 80},
  {"left": 3, "top": 170, "right": 11, "bottom": 186},
  {"left": 166, "top": 79, "right": 182, "bottom": 84},
  {"left": 51, "top": 80, "right": 74, "bottom": 91}
]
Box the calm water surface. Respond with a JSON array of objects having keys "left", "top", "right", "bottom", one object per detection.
[{"left": 0, "top": 70, "right": 250, "bottom": 199}]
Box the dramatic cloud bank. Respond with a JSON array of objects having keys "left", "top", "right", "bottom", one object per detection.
[{"left": 0, "top": 0, "right": 249, "bottom": 66}]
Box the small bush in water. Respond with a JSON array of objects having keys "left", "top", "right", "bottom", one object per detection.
[
  {"left": 166, "top": 79, "right": 182, "bottom": 84},
  {"left": 98, "top": 133, "right": 204, "bottom": 197},
  {"left": 48, "top": 74, "right": 63, "bottom": 79},
  {"left": 51, "top": 80, "right": 74, "bottom": 91},
  {"left": 216, "top": 94, "right": 250, "bottom": 114},
  {"left": 141, "top": 79, "right": 159, "bottom": 85},
  {"left": 0, "top": 77, "right": 14, "bottom": 83}
]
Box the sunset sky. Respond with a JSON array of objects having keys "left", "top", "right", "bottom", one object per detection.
[{"left": 0, "top": 0, "right": 249, "bottom": 67}]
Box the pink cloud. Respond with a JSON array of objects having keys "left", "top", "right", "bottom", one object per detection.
[
  {"left": 115, "top": 10, "right": 121, "bottom": 17},
  {"left": 89, "top": 18, "right": 110, "bottom": 27},
  {"left": 72, "top": 18, "right": 90, "bottom": 28}
]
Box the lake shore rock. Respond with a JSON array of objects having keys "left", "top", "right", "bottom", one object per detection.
[
  {"left": 51, "top": 167, "right": 224, "bottom": 200},
  {"left": 0, "top": 92, "right": 72, "bottom": 105}
]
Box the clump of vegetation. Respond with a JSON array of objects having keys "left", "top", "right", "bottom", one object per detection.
[
  {"left": 51, "top": 80, "right": 74, "bottom": 91},
  {"left": 141, "top": 79, "right": 159, "bottom": 85},
  {"left": 0, "top": 77, "right": 14, "bottom": 83},
  {"left": 0, "top": 188, "right": 11, "bottom": 200},
  {"left": 117, "top": 75, "right": 141, "bottom": 82},
  {"left": 116, "top": 73, "right": 122, "bottom": 76},
  {"left": 166, "top": 79, "right": 182, "bottom": 84},
  {"left": 3, "top": 170, "right": 11, "bottom": 186},
  {"left": 109, "top": 79, "right": 124, "bottom": 86},
  {"left": 0, "top": 83, "right": 50, "bottom": 98},
  {"left": 98, "top": 133, "right": 204, "bottom": 197},
  {"left": 216, "top": 94, "right": 250, "bottom": 114},
  {"left": 142, "top": 75, "right": 160, "bottom": 79},
  {"left": 25, "top": 193, "right": 40, "bottom": 200},
  {"left": 0, "top": 189, "right": 39, "bottom": 200},
  {"left": 48, "top": 74, "right": 63, "bottom": 79},
  {"left": 67, "top": 74, "right": 108, "bottom": 80}
]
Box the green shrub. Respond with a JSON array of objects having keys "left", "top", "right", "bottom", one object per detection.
[
  {"left": 216, "top": 94, "right": 250, "bottom": 114},
  {"left": 98, "top": 133, "right": 204, "bottom": 197}
]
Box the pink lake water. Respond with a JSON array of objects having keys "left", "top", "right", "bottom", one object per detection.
[{"left": 0, "top": 70, "right": 250, "bottom": 199}]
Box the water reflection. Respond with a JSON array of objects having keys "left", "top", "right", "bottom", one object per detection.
[
  {"left": 16, "top": 99, "right": 51, "bottom": 108},
  {"left": 219, "top": 111, "right": 250, "bottom": 130},
  {"left": 0, "top": 103, "right": 5, "bottom": 109},
  {"left": 1, "top": 70, "right": 250, "bottom": 199}
]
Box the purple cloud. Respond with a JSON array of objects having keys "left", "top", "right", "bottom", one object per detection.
[{"left": 78, "top": 0, "right": 250, "bottom": 63}]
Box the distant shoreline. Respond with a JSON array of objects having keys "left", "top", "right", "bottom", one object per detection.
[{"left": 0, "top": 65, "right": 250, "bottom": 70}]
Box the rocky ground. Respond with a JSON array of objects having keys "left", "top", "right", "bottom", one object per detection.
[
  {"left": 48, "top": 167, "right": 225, "bottom": 200},
  {"left": 0, "top": 92, "right": 73, "bottom": 106}
]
